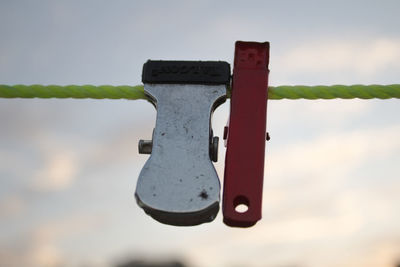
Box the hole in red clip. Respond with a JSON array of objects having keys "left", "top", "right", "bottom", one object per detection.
[
  {"left": 235, "top": 204, "right": 248, "bottom": 213},
  {"left": 233, "top": 195, "right": 250, "bottom": 214}
]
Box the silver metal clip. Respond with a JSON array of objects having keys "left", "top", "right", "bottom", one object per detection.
[{"left": 136, "top": 83, "right": 226, "bottom": 226}]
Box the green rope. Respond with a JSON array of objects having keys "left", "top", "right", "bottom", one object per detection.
[
  {"left": 0, "top": 84, "right": 399, "bottom": 100},
  {"left": 0, "top": 85, "right": 146, "bottom": 100},
  {"left": 269, "top": 84, "right": 400, "bottom": 99}
]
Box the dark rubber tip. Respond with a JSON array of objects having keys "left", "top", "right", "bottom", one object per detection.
[{"left": 142, "top": 60, "right": 231, "bottom": 85}]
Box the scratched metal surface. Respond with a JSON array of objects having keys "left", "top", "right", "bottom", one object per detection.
[{"left": 135, "top": 84, "right": 226, "bottom": 226}]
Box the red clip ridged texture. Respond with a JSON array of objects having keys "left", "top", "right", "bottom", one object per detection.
[{"left": 223, "top": 41, "right": 269, "bottom": 227}]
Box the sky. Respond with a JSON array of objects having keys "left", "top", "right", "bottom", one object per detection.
[{"left": 0, "top": 0, "right": 400, "bottom": 266}]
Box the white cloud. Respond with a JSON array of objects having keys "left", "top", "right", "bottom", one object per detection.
[
  {"left": 33, "top": 152, "right": 78, "bottom": 191},
  {"left": 268, "top": 99, "right": 372, "bottom": 130},
  {"left": 0, "top": 214, "right": 107, "bottom": 267},
  {"left": 0, "top": 195, "right": 25, "bottom": 218},
  {"left": 278, "top": 38, "right": 400, "bottom": 75},
  {"left": 268, "top": 124, "right": 400, "bottom": 184}
]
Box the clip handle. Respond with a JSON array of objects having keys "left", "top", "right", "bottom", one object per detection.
[{"left": 223, "top": 41, "right": 270, "bottom": 227}]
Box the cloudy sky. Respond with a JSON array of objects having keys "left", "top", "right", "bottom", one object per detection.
[{"left": 0, "top": 1, "right": 400, "bottom": 267}]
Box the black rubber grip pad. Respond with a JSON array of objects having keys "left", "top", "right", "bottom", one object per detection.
[{"left": 142, "top": 60, "right": 231, "bottom": 85}]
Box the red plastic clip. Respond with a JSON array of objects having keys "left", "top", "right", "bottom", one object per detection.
[{"left": 222, "top": 41, "right": 270, "bottom": 227}]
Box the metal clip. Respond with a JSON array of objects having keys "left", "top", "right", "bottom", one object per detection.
[{"left": 135, "top": 61, "right": 230, "bottom": 226}]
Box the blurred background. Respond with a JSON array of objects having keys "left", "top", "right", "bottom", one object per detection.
[{"left": 0, "top": 0, "right": 400, "bottom": 266}]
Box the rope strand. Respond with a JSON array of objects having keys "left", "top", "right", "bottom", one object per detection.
[{"left": 1, "top": 84, "right": 399, "bottom": 100}]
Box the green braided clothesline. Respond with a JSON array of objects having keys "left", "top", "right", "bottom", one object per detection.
[{"left": 0, "top": 84, "right": 400, "bottom": 100}]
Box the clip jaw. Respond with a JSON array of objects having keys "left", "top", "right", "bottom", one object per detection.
[{"left": 136, "top": 61, "right": 230, "bottom": 226}]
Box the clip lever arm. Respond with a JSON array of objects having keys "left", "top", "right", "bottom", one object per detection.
[{"left": 223, "top": 41, "right": 270, "bottom": 227}]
